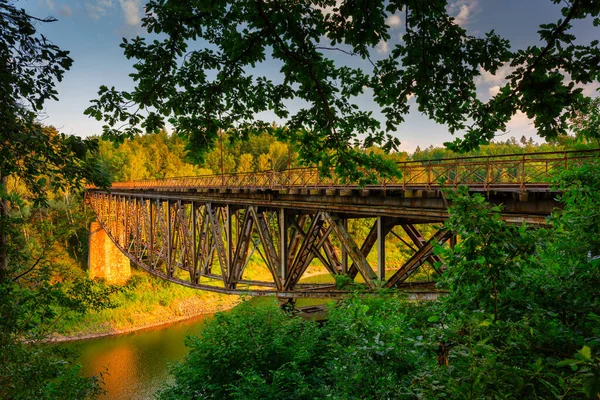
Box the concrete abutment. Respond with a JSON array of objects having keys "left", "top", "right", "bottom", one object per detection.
[{"left": 88, "top": 221, "right": 131, "bottom": 284}]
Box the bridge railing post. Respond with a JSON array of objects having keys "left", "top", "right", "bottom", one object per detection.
[
  {"left": 521, "top": 154, "right": 526, "bottom": 191},
  {"left": 427, "top": 160, "right": 431, "bottom": 190},
  {"left": 485, "top": 156, "right": 490, "bottom": 191}
]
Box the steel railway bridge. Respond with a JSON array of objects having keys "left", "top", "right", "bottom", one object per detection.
[{"left": 85, "top": 149, "right": 599, "bottom": 299}]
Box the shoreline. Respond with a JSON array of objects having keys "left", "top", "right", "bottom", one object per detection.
[
  {"left": 48, "top": 298, "right": 241, "bottom": 343},
  {"left": 49, "top": 270, "right": 336, "bottom": 343}
]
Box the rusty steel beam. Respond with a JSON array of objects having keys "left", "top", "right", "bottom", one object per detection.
[
  {"left": 91, "top": 188, "right": 554, "bottom": 225},
  {"left": 325, "top": 213, "right": 378, "bottom": 288},
  {"left": 250, "top": 207, "right": 283, "bottom": 290},
  {"left": 385, "top": 228, "right": 454, "bottom": 288},
  {"left": 91, "top": 149, "right": 599, "bottom": 193},
  {"left": 94, "top": 210, "right": 449, "bottom": 299},
  {"left": 85, "top": 173, "right": 566, "bottom": 298},
  {"left": 284, "top": 213, "right": 325, "bottom": 290},
  {"left": 289, "top": 217, "right": 337, "bottom": 276},
  {"left": 206, "top": 203, "right": 230, "bottom": 287},
  {"left": 401, "top": 224, "right": 445, "bottom": 274},
  {"left": 347, "top": 218, "right": 398, "bottom": 279},
  {"left": 230, "top": 208, "right": 254, "bottom": 288}
]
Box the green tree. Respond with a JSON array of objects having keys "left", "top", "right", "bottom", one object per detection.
[
  {"left": 159, "top": 299, "right": 325, "bottom": 400},
  {"left": 570, "top": 97, "right": 600, "bottom": 145},
  {"left": 87, "top": 0, "right": 600, "bottom": 182},
  {"left": 0, "top": 1, "right": 109, "bottom": 279},
  {"left": 0, "top": 2, "right": 114, "bottom": 397}
]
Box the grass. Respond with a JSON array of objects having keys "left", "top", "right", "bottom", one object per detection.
[{"left": 57, "top": 270, "right": 240, "bottom": 338}]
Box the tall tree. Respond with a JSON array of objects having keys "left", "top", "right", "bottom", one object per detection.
[
  {"left": 0, "top": 0, "right": 108, "bottom": 280},
  {"left": 87, "top": 0, "right": 600, "bottom": 182},
  {"left": 0, "top": 3, "right": 113, "bottom": 397}
]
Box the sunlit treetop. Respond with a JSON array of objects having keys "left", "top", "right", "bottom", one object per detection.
[
  {"left": 86, "top": 0, "right": 600, "bottom": 183},
  {"left": 0, "top": 0, "right": 110, "bottom": 203}
]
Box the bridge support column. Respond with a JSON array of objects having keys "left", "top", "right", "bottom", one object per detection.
[
  {"left": 341, "top": 219, "right": 348, "bottom": 274},
  {"left": 88, "top": 221, "right": 131, "bottom": 285},
  {"left": 377, "top": 216, "right": 386, "bottom": 280},
  {"left": 279, "top": 209, "right": 288, "bottom": 280}
]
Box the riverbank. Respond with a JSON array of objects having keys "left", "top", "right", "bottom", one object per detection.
[
  {"left": 49, "top": 294, "right": 241, "bottom": 343},
  {"left": 49, "top": 262, "right": 380, "bottom": 343},
  {"left": 50, "top": 271, "right": 241, "bottom": 342}
]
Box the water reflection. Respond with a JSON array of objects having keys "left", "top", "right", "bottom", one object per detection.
[
  {"left": 65, "top": 315, "right": 209, "bottom": 399},
  {"left": 66, "top": 296, "right": 331, "bottom": 399}
]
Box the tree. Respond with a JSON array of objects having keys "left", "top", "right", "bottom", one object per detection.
[
  {"left": 237, "top": 153, "right": 254, "bottom": 173},
  {"left": 87, "top": 0, "right": 600, "bottom": 182},
  {"left": 0, "top": 2, "right": 114, "bottom": 397},
  {"left": 570, "top": 97, "right": 600, "bottom": 145},
  {"left": 0, "top": 1, "right": 109, "bottom": 279}
]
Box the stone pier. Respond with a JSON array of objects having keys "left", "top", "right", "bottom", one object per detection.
[{"left": 88, "top": 221, "right": 131, "bottom": 284}]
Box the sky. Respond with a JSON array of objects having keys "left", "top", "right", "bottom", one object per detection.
[{"left": 18, "top": 0, "right": 600, "bottom": 152}]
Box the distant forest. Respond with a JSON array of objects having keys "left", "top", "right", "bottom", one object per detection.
[{"left": 97, "top": 129, "right": 596, "bottom": 183}]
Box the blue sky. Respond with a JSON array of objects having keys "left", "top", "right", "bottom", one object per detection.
[{"left": 20, "top": 0, "right": 600, "bottom": 152}]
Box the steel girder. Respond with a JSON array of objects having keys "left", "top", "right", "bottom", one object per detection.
[{"left": 86, "top": 192, "right": 452, "bottom": 298}]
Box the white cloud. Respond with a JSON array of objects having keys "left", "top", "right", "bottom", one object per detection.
[
  {"left": 44, "top": 0, "right": 55, "bottom": 10},
  {"left": 85, "top": 0, "right": 113, "bottom": 20},
  {"left": 488, "top": 85, "right": 501, "bottom": 97},
  {"left": 314, "top": 1, "right": 342, "bottom": 17},
  {"left": 476, "top": 63, "right": 514, "bottom": 86},
  {"left": 561, "top": 70, "right": 600, "bottom": 97},
  {"left": 448, "top": 0, "right": 478, "bottom": 27},
  {"left": 59, "top": 4, "right": 73, "bottom": 17},
  {"left": 376, "top": 40, "right": 390, "bottom": 54},
  {"left": 507, "top": 111, "right": 535, "bottom": 133},
  {"left": 386, "top": 14, "right": 402, "bottom": 28},
  {"left": 119, "top": 0, "right": 142, "bottom": 26},
  {"left": 85, "top": 0, "right": 142, "bottom": 26},
  {"left": 581, "top": 82, "right": 600, "bottom": 96},
  {"left": 455, "top": 5, "right": 470, "bottom": 26}
]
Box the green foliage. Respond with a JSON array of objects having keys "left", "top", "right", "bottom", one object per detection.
[
  {"left": 1, "top": 0, "right": 109, "bottom": 205},
  {"left": 87, "top": 0, "right": 600, "bottom": 180},
  {"left": 571, "top": 98, "right": 600, "bottom": 143},
  {"left": 97, "top": 129, "right": 213, "bottom": 181},
  {"left": 158, "top": 299, "right": 325, "bottom": 400},
  {"left": 0, "top": 194, "right": 120, "bottom": 398},
  {"left": 57, "top": 271, "right": 237, "bottom": 337},
  {"left": 558, "top": 346, "right": 600, "bottom": 399},
  {"left": 0, "top": 4, "right": 119, "bottom": 396},
  {"left": 322, "top": 294, "right": 428, "bottom": 399},
  {"left": 0, "top": 337, "right": 103, "bottom": 400},
  {"left": 438, "top": 187, "right": 538, "bottom": 322}
]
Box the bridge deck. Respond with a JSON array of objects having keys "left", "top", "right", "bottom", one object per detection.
[{"left": 86, "top": 149, "right": 599, "bottom": 297}]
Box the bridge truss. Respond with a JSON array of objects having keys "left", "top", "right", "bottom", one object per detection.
[
  {"left": 86, "top": 149, "right": 599, "bottom": 298},
  {"left": 88, "top": 192, "right": 451, "bottom": 298}
]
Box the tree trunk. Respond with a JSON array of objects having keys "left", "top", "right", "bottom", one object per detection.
[{"left": 0, "top": 172, "right": 8, "bottom": 282}]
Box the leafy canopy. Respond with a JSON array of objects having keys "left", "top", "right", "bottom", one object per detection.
[
  {"left": 87, "top": 0, "right": 600, "bottom": 180},
  {"left": 0, "top": 0, "right": 109, "bottom": 204},
  {"left": 0, "top": 2, "right": 117, "bottom": 398}
]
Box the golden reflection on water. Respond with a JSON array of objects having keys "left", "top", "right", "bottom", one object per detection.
[
  {"left": 66, "top": 315, "right": 209, "bottom": 399},
  {"left": 67, "top": 296, "right": 331, "bottom": 399}
]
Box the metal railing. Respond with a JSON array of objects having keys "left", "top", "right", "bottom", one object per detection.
[{"left": 90, "top": 149, "right": 600, "bottom": 192}]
